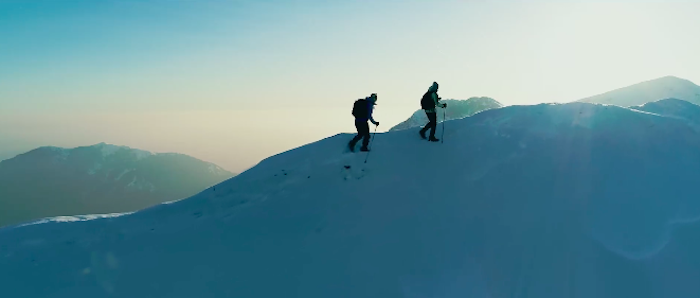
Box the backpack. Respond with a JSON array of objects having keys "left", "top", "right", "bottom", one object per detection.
[
  {"left": 421, "top": 91, "right": 436, "bottom": 110},
  {"left": 352, "top": 99, "right": 369, "bottom": 119}
]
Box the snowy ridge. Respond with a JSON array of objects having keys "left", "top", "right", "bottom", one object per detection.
[
  {"left": 630, "top": 98, "right": 700, "bottom": 125},
  {"left": 2, "top": 102, "right": 700, "bottom": 297},
  {"left": 207, "top": 163, "right": 227, "bottom": 175},
  {"left": 17, "top": 213, "right": 134, "bottom": 228},
  {"left": 96, "top": 142, "right": 153, "bottom": 160},
  {"left": 389, "top": 97, "right": 502, "bottom": 131},
  {"left": 577, "top": 75, "right": 700, "bottom": 107}
]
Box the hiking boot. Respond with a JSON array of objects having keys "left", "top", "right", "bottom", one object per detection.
[
  {"left": 348, "top": 142, "right": 355, "bottom": 152},
  {"left": 419, "top": 129, "right": 427, "bottom": 139},
  {"left": 428, "top": 136, "right": 440, "bottom": 142},
  {"left": 360, "top": 146, "right": 370, "bottom": 152}
]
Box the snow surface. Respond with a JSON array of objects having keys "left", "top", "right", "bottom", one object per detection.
[
  {"left": 18, "top": 213, "right": 134, "bottom": 228},
  {"left": 2, "top": 102, "right": 700, "bottom": 297},
  {"left": 208, "top": 163, "right": 228, "bottom": 175}
]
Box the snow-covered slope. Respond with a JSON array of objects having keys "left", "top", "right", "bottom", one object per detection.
[
  {"left": 0, "top": 143, "right": 234, "bottom": 228},
  {"left": 389, "top": 97, "right": 502, "bottom": 131},
  {"left": 3, "top": 103, "right": 700, "bottom": 297},
  {"left": 577, "top": 75, "right": 700, "bottom": 107}
]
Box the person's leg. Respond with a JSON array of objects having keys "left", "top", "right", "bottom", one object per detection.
[
  {"left": 427, "top": 112, "right": 438, "bottom": 139},
  {"left": 419, "top": 110, "right": 431, "bottom": 138},
  {"left": 360, "top": 121, "right": 371, "bottom": 150},
  {"left": 348, "top": 121, "right": 363, "bottom": 150}
]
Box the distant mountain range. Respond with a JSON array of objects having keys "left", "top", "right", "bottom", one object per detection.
[
  {"left": 577, "top": 76, "right": 700, "bottom": 107},
  {"left": 389, "top": 97, "right": 503, "bottom": 131},
  {"left": 389, "top": 76, "right": 700, "bottom": 132},
  {"left": 0, "top": 143, "right": 234, "bottom": 228}
]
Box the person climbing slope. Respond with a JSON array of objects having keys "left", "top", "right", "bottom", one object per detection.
[
  {"left": 419, "top": 82, "right": 447, "bottom": 142},
  {"left": 349, "top": 93, "right": 379, "bottom": 152}
]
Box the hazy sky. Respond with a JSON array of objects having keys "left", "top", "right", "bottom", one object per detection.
[{"left": 2, "top": 0, "right": 700, "bottom": 171}]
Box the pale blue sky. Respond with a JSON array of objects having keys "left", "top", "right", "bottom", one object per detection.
[{"left": 2, "top": 0, "right": 700, "bottom": 171}]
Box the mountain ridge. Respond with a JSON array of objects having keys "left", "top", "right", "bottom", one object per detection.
[
  {"left": 576, "top": 75, "right": 700, "bottom": 107},
  {"left": 2, "top": 101, "right": 700, "bottom": 297},
  {"left": 389, "top": 97, "right": 503, "bottom": 131}
]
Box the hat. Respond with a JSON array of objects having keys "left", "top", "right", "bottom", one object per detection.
[
  {"left": 369, "top": 93, "right": 378, "bottom": 104},
  {"left": 430, "top": 82, "right": 439, "bottom": 91}
]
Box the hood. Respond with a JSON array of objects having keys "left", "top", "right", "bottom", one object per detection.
[
  {"left": 428, "top": 82, "right": 439, "bottom": 92},
  {"left": 366, "top": 95, "right": 377, "bottom": 105}
]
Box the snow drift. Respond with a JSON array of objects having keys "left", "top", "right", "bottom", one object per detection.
[{"left": 2, "top": 101, "right": 700, "bottom": 298}]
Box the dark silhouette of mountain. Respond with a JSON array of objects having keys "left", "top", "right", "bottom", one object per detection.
[{"left": 0, "top": 143, "right": 234, "bottom": 227}]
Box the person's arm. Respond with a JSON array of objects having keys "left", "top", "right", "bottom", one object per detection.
[
  {"left": 433, "top": 93, "right": 446, "bottom": 108},
  {"left": 368, "top": 104, "right": 379, "bottom": 125}
]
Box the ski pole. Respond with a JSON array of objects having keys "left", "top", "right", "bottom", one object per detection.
[
  {"left": 364, "top": 125, "right": 378, "bottom": 164},
  {"left": 441, "top": 107, "right": 446, "bottom": 143}
]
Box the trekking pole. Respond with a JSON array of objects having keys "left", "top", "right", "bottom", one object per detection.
[
  {"left": 364, "top": 125, "right": 378, "bottom": 164},
  {"left": 441, "top": 107, "right": 446, "bottom": 143}
]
